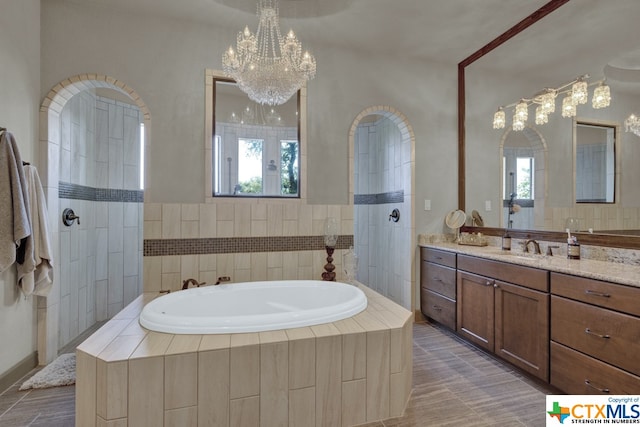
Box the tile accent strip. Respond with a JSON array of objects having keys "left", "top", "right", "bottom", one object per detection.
[
  {"left": 502, "top": 199, "right": 534, "bottom": 208},
  {"left": 354, "top": 190, "right": 404, "bottom": 205},
  {"left": 143, "top": 235, "right": 354, "bottom": 256},
  {"left": 59, "top": 181, "right": 144, "bottom": 203}
]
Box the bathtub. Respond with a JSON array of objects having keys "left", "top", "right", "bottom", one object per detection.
[{"left": 139, "top": 280, "right": 368, "bottom": 334}]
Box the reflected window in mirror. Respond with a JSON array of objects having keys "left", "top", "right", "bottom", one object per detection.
[
  {"left": 502, "top": 128, "right": 538, "bottom": 230},
  {"left": 575, "top": 121, "right": 616, "bottom": 204},
  {"left": 213, "top": 78, "right": 300, "bottom": 197}
]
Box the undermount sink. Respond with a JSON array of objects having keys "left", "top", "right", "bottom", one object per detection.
[{"left": 484, "top": 249, "right": 547, "bottom": 260}]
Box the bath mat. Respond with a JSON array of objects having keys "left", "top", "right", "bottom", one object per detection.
[{"left": 19, "top": 353, "right": 75, "bottom": 391}]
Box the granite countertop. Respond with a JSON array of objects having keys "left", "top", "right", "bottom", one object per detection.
[{"left": 419, "top": 241, "right": 640, "bottom": 289}]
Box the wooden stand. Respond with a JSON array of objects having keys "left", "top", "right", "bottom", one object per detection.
[{"left": 321, "top": 246, "right": 336, "bottom": 281}]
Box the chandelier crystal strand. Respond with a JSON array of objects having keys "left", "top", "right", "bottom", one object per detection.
[
  {"left": 592, "top": 82, "right": 611, "bottom": 109},
  {"left": 540, "top": 89, "right": 556, "bottom": 114},
  {"left": 222, "top": 0, "right": 316, "bottom": 106},
  {"left": 512, "top": 113, "right": 525, "bottom": 131},
  {"left": 515, "top": 100, "right": 528, "bottom": 122}
]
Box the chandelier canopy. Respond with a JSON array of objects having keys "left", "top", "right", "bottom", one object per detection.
[
  {"left": 492, "top": 75, "right": 611, "bottom": 131},
  {"left": 222, "top": 0, "right": 317, "bottom": 106}
]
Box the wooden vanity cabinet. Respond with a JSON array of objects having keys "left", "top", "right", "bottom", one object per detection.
[
  {"left": 550, "top": 272, "right": 640, "bottom": 394},
  {"left": 456, "top": 255, "right": 550, "bottom": 381},
  {"left": 420, "top": 248, "right": 456, "bottom": 330}
]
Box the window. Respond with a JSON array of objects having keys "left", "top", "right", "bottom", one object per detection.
[{"left": 212, "top": 78, "right": 300, "bottom": 197}]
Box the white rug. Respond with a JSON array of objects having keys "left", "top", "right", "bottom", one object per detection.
[{"left": 19, "top": 353, "right": 76, "bottom": 391}]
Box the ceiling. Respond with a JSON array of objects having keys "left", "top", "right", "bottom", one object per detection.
[
  {"left": 62, "top": 0, "right": 640, "bottom": 89},
  {"left": 62, "top": 0, "right": 552, "bottom": 64}
]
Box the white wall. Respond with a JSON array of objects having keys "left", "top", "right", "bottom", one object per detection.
[
  {"left": 40, "top": 0, "right": 459, "bottom": 227},
  {"left": 0, "top": 0, "right": 41, "bottom": 377}
]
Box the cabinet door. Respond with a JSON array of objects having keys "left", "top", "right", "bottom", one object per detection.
[
  {"left": 495, "top": 280, "right": 549, "bottom": 381},
  {"left": 457, "top": 271, "right": 494, "bottom": 351}
]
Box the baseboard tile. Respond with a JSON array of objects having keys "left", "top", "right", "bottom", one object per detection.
[{"left": 0, "top": 352, "right": 38, "bottom": 394}]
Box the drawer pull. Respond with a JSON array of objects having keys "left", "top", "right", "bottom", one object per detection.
[
  {"left": 585, "top": 290, "right": 611, "bottom": 298},
  {"left": 434, "top": 256, "right": 443, "bottom": 260},
  {"left": 585, "top": 379, "right": 610, "bottom": 393},
  {"left": 433, "top": 277, "right": 443, "bottom": 282},
  {"left": 585, "top": 328, "right": 610, "bottom": 339},
  {"left": 432, "top": 305, "right": 442, "bottom": 311}
]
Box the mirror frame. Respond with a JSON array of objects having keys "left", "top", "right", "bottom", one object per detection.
[{"left": 457, "top": 0, "right": 640, "bottom": 249}]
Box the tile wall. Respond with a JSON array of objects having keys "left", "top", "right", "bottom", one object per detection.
[
  {"left": 143, "top": 203, "right": 354, "bottom": 292},
  {"left": 58, "top": 92, "right": 143, "bottom": 348},
  {"left": 353, "top": 116, "right": 412, "bottom": 309}
]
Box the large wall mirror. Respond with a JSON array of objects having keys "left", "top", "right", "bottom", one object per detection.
[
  {"left": 460, "top": 0, "right": 640, "bottom": 244},
  {"left": 213, "top": 78, "right": 301, "bottom": 197}
]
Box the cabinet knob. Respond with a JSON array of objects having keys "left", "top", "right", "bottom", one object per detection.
[{"left": 493, "top": 283, "right": 499, "bottom": 288}]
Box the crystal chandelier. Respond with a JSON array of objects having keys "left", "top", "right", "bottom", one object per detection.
[
  {"left": 492, "top": 75, "right": 611, "bottom": 131},
  {"left": 625, "top": 114, "right": 640, "bottom": 137},
  {"left": 222, "top": 0, "right": 317, "bottom": 106}
]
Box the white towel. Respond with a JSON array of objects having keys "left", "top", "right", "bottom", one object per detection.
[
  {"left": 0, "top": 131, "right": 31, "bottom": 272},
  {"left": 19, "top": 165, "right": 53, "bottom": 296}
]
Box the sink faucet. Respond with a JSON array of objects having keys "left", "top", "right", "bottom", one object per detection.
[
  {"left": 182, "top": 278, "right": 205, "bottom": 290},
  {"left": 523, "top": 239, "right": 541, "bottom": 254}
]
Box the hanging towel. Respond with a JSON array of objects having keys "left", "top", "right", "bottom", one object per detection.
[
  {"left": 18, "top": 165, "right": 53, "bottom": 296},
  {"left": 0, "top": 131, "right": 31, "bottom": 272}
]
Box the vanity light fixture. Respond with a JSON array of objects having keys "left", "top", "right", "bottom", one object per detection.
[
  {"left": 624, "top": 113, "right": 640, "bottom": 137},
  {"left": 592, "top": 82, "right": 611, "bottom": 109},
  {"left": 492, "top": 74, "right": 610, "bottom": 131},
  {"left": 222, "top": 0, "right": 316, "bottom": 106}
]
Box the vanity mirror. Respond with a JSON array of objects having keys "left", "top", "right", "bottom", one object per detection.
[{"left": 459, "top": 0, "right": 640, "bottom": 247}]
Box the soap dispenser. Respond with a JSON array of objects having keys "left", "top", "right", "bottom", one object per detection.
[
  {"left": 566, "top": 228, "right": 581, "bottom": 260},
  {"left": 502, "top": 231, "right": 511, "bottom": 251}
]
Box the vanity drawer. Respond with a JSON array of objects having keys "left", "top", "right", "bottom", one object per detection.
[
  {"left": 551, "top": 341, "right": 640, "bottom": 394},
  {"left": 551, "top": 296, "right": 640, "bottom": 376},
  {"left": 551, "top": 272, "right": 640, "bottom": 317},
  {"left": 457, "top": 254, "right": 548, "bottom": 292},
  {"left": 420, "top": 262, "right": 456, "bottom": 299},
  {"left": 421, "top": 248, "right": 456, "bottom": 268},
  {"left": 421, "top": 288, "right": 456, "bottom": 330}
]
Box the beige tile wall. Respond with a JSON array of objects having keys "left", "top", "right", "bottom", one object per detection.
[
  {"left": 543, "top": 206, "right": 640, "bottom": 232},
  {"left": 143, "top": 202, "right": 354, "bottom": 292}
]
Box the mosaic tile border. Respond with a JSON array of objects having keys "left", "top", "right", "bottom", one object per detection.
[
  {"left": 59, "top": 182, "right": 144, "bottom": 203},
  {"left": 144, "top": 235, "right": 354, "bottom": 256},
  {"left": 354, "top": 190, "right": 404, "bottom": 205}
]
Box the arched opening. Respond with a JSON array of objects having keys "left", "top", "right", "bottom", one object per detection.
[
  {"left": 348, "top": 106, "right": 416, "bottom": 311},
  {"left": 38, "top": 74, "right": 151, "bottom": 364}
]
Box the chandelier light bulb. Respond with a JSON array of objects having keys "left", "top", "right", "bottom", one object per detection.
[
  {"left": 592, "top": 83, "right": 611, "bottom": 109},
  {"left": 562, "top": 95, "right": 576, "bottom": 118},
  {"left": 493, "top": 108, "right": 506, "bottom": 129},
  {"left": 571, "top": 80, "right": 588, "bottom": 105}
]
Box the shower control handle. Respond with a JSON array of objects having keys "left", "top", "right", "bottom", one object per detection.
[
  {"left": 62, "top": 208, "right": 80, "bottom": 226},
  {"left": 389, "top": 208, "right": 400, "bottom": 222}
]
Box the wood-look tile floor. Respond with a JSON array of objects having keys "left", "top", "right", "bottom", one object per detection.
[{"left": 0, "top": 321, "right": 555, "bottom": 426}]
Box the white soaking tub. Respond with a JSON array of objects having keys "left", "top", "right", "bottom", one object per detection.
[{"left": 139, "top": 280, "right": 368, "bottom": 334}]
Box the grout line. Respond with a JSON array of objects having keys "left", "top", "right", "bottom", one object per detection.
[{"left": 0, "top": 389, "right": 32, "bottom": 419}]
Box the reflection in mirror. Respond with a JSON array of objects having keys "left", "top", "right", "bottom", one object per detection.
[
  {"left": 575, "top": 121, "right": 616, "bottom": 204},
  {"left": 213, "top": 79, "right": 300, "bottom": 197},
  {"left": 501, "top": 127, "right": 546, "bottom": 230}
]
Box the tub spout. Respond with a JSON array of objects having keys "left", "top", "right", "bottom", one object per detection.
[
  {"left": 214, "top": 276, "right": 231, "bottom": 285},
  {"left": 182, "top": 278, "right": 206, "bottom": 290}
]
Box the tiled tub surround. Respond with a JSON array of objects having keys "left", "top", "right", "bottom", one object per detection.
[
  {"left": 143, "top": 202, "right": 356, "bottom": 293},
  {"left": 75, "top": 284, "right": 413, "bottom": 427}
]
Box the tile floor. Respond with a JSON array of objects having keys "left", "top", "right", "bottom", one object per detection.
[{"left": 0, "top": 321, "right": 555, "bottom": 426}]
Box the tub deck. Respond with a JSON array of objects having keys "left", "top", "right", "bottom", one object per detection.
[{"left": 76, "top": 283, "right": 413, "bottom": 427}]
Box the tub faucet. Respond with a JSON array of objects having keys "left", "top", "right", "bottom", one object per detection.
[
  {"left": 182, "top": 278, "right": 205, "bottom": 290},
  {"left": 523, "top": 239, "right": 541, "bottom": 254}
]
